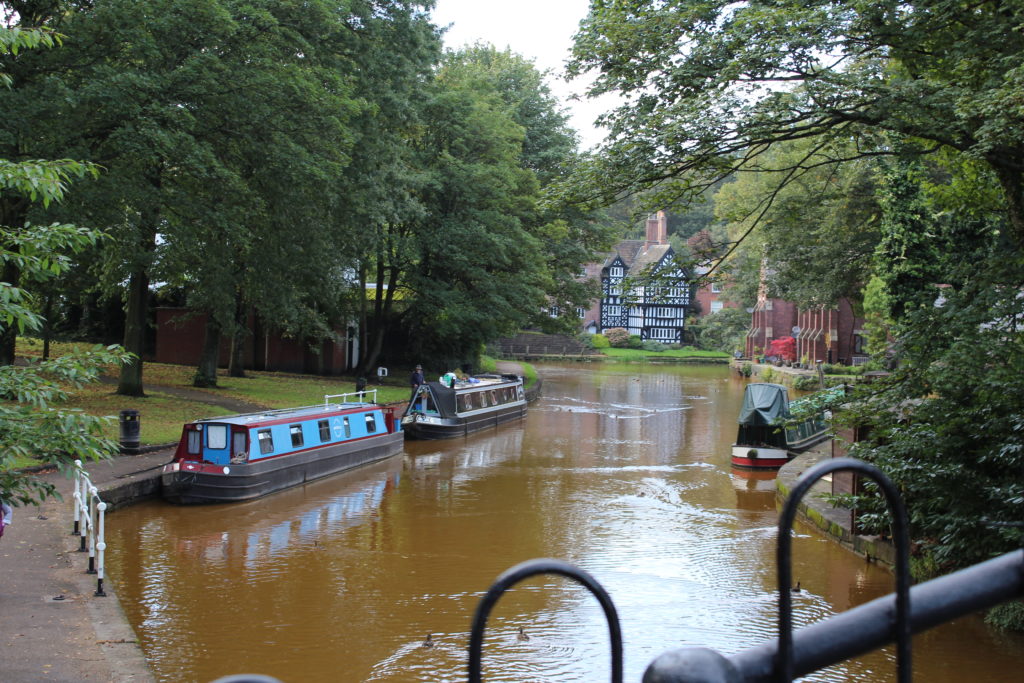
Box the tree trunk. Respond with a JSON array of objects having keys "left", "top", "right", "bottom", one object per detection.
[
  {"left": 0, "top": 261, "right": 19, "bottom": 365},
  {"left": 993, "top": 163, "right": 1024, "bottom": 251},
  {"left": 228, "top": 294, "right": 247, "bottom": 378},
  {"left": 194, "top": 315, "right": 221, "bottom": 387},
  {"left": 117, "top": 265, "right": 149, "bottom": 396}
]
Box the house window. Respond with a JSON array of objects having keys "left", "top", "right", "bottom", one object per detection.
[
  {"left": 365, "top": 414, "right": 377, "bottom": 433},
  {"left": 611, "top": 266, "right": 624, "bottom": 277},
  {"left": 711, "top": 301, "right": 724, "bottom": 313},
  {"left": 290, "top": 424, "right": 304, "bottom": 448},
  {"left": 711, "top": 282, "right": 722, "bottom": 293},
  {"left": 257, "top": 429, "right": 274, "bottom": 455},
  {"left": 853, "top": 334, "right": 867, "bottom": 354},
  {"left": 549, "top": 306, "right": 560, "bottom": 317},
  {"left": 318, "top": 420, "right": 330, "bottom": 442},
  {"left": 576, "top": 307, "right": 586, "bottom": 318},
  {"left": 207, "top": 425, "right": 228, "bottom": 450}
]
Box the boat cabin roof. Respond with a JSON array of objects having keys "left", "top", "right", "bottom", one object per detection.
[
  {"left": 738, "top": 383, "right": 790, "bottom": 426},
  {"left": 192, "top": 401, "right": 379, "bottom": 430}
]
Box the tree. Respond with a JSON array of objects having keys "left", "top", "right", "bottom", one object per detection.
[
  {"left": 42, "top": 0, "right": 368, "bottom": 389},
  {"left": 713, "top": 135, "right": 882, "bottom": 308},
  {"left": 0, "top": 22, "right": 130, "bottom": 506},
  {"left": 566, "top": 1, "right": 1024, "bottom": 247}
]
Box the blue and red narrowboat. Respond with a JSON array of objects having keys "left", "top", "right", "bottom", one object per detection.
[{"left": 161, "top": 391, "right": 404, "bottom": 504}]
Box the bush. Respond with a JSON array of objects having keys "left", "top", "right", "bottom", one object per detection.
[
  {"left": 605, "top": 327, "right": 630, "bottom": 347},
  {"left": 627, "top": 334, "right": 643, "bottom": 349},
  {"left": 591, "top": 333, "right": 610, "bottom": 349},
  {"left": 641, "top": 340, "right": 667, "bottom": 352},
  {"left": 823, "top": 363, "right": 864, "bottom": 376},
  {"left": 986, "top": 600, "right": 1024, "bottom": 632},
  {"left": 793, "top": 375, "right": 820, "bottom": 391}
]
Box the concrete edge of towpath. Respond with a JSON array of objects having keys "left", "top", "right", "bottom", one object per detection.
[{"left": 777, "top": 444, "right": 897, "bottom": 567}]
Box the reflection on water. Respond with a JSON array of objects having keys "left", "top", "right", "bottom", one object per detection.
[{"left": 105, "top": 363, "right": 1024, "bottom": 682}]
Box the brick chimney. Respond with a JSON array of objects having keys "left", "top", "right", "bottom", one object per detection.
[{"left": 645, "top": 210, "right": 667, "bottom": 248}]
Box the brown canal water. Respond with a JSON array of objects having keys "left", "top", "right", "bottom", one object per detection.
[{"left": 105, "top": 363, "right": 1024, "bottom": 682}]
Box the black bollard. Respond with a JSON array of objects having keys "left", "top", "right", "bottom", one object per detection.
[{"left": 119, "top": 409, "right": 140, "bottom": 454}]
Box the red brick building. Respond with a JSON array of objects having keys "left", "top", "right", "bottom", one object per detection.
[
  {"left": 746, "top": 297, "right": 867, "bottom": 365},
  {"left": 154, "top": 308, "right": 351, "bottom": 375}
]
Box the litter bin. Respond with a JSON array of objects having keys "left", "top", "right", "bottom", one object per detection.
[{"left": 119, "top": 409, "right": 140, "bottom": 454}]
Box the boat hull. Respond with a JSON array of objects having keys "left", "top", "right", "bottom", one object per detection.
[
  {"left": 730, "top": 444, "right": 791, "bottom": 470},
  {"left": 402, "top": 403, "right": 526, "bottom": 440},
  {"left": 161, "top": 430, "right": 404, "bottom": 504}
]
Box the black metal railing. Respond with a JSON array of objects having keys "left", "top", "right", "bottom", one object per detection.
[
  {"left": 469, "top": 457, "right": 1024, "bottom": 682},
  {"left": 468, "top": 558, "right": 623, "bottom": 682}
]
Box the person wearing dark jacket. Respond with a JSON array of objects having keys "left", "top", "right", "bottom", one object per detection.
[{"left": 410, "top": 364, "right": 425, "bottom": 400}]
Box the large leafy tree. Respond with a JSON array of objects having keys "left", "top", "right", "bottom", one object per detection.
[
  {"left": 713, "top": 136, "right": 882, "bottom": 308},
  {"left": 567, "top": 1, "right": 1024, "bottom": 247},
  {"left": 40, "top": 0, "right": 366, "bottom": 389},
  {"left": 0, "top": 21, "right": 129, "bottom": 506}
]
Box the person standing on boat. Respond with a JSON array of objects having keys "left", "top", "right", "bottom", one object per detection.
[{"left": 410, "top": 364, "right": 425, "bottom": 400}]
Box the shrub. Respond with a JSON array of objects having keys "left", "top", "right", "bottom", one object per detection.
[
  {"left": 793, "top": 375, "right": 820, "bottom": 391},
  {"left": 605, "top": 327, "right": 630, "bottom": 347},
  {"left": 591, "top": 333, "right": 610, "bottom": 349},
  {"left": 627, "top": 334, "right": 643, "bottom": 349},
  {"left": 641, "top": 340, "right": 667, "bottom": 352},
  {"left": 986, "top": 601, "right": 1024, "bottom": 632}
]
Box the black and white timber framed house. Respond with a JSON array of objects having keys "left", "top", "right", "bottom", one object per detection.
[{"left": 598, "top": 212, "right": 693, "bottom": 343}]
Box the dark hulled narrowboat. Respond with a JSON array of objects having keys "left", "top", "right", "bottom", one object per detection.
[
  {"left": 730, "top": 383, "right": 836, "bottom": 470},
  {"left": 401, "top": 373, "right": 527, "bottom": 440},
  {"left": 161, "top": 391, "right": 404, "bottom": 504}
]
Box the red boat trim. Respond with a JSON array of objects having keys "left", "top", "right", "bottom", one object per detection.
[{"left": 731, "top": 455, "right": 790, "bottom": 469}]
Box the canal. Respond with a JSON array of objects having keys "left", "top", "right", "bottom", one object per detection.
[{"left": 105, "top": 363, "right": 1024, "bottom": 682}]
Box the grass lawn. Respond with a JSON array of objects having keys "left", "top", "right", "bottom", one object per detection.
[
  {"left": 600, "top": 347, "right": 731, "bottom": 361},
  {"left": 10, "top": 338, "right": 411, "bottom": 448}
]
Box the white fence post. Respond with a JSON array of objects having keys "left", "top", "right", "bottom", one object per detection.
[{"left": 69, "top": 460, "right": 109, "bottom": 597}]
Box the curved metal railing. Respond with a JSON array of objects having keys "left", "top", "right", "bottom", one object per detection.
[{"left": 467, "top": 558, "right": 623, "bottom": 682}]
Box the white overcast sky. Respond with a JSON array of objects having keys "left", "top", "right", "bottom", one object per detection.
[{"left": 430, "top": 0, "right": 614, "bottom": 150}]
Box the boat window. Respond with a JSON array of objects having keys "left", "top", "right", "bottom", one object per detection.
[
  {"left": 517, "top": 386, "right": 524, "bottom": 400},
  {"left": 290, "top": 424, "right": 304, "bottom": 448},
  {"left": 490, "top": 390, "right": 498, "bottom": 405},
  {"left": 207, "top": 424, "right": 228, "bottom": 450},
  {"left": 257, "top": 429, "right": 274, "bottom": 455},
  {"left": 365, "top": 413, "right": 377, "bottom": 433},
  {"left": 187, "top": 429, "right": 201, "bottom": 454},
  {"left": 459, "top": 394, "right": 472, "bottom": 412},
  {"left": 232, "top": 431, "right": 247, "bottom": 460},
  {"left": 480, "top": 392, "right": 489, "bottom": 408},
  {"left": 343, "top": 417, "right": 351, "bottom": 438},
  {"left": 318, "top": 420, "right": 330, "bottom": 442}
]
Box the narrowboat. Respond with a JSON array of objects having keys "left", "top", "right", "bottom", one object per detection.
[
  {"left": 161, "top": 391, "right": 404, "bottom": 504},
  {"left": 730, "top": 383, "right": 838, "bottom": 470},
  {"left": 401, "top": 373, "right": 527, "bottom": 440}
]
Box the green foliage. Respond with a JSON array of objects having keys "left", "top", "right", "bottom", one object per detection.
[
  {"left": 640, "top": 339, "right": 666, "bottom": 352},
  {"left": 590, "top": 333, "right": 610, "bottom": 349},
  {"left": 792, "top": 375, "right": 820, "bottom": 392},
  {"left": 605, "top": 327, "right": 630, "bottom": 347},
  {"left": 985, "top": 602, "right": 1024, "bottom": 633},
  {"left": 713, "top": 137, "right": 882, "bottom": 308},
  {"left": 0, "top": 23, "right": 129, "bottom": 505},
  {"left": 566, "top": 1, "right": 1024, "bottom": 248},
  {"left": 693, "top": 307, "right": 751, "bottom": 353}
]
